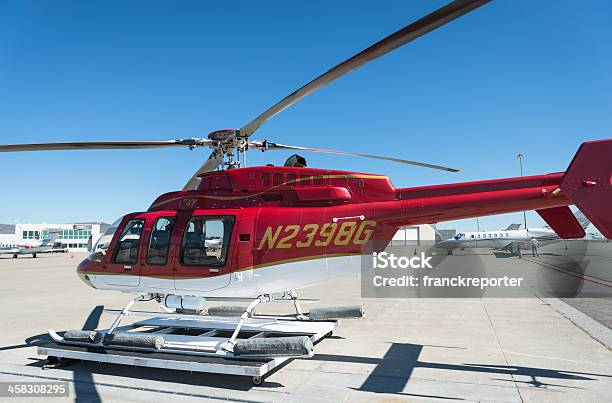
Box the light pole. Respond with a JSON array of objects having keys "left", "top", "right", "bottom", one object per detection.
[{"left": 516, "top": 153, "right": 527, "bottom": 229}]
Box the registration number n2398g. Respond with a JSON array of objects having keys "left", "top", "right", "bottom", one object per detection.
[{"left": 256, "top": 220, "right": 376, "bottom": 250}]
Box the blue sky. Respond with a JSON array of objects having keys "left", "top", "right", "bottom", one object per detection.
[{"left": 0, "top": 0, "right": 610, "bottom": 233}]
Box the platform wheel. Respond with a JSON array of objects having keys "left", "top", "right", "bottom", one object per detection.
[
  {"left": 251, "top": 375, "right": 264, "bottom": 386},
  {"left": 13, "top": 254, "right": 18, "bottom": 259}
]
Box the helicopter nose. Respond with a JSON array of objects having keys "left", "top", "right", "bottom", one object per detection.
[{"left": 76, "top": 258, "right": 96, "bottom": 289}]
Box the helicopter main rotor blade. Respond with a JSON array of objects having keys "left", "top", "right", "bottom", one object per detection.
[
  {"left": 239, "top": 0, "right": 491, "bottom": 137},
  {"left": 249, "top": 141, "right": 460, "bottom": 172},
  {"left": 0, "top": 139, "right": 215, "bottom": 152},
  {"left": 183, "top": 151, "right": 225, "bottom": 190}
]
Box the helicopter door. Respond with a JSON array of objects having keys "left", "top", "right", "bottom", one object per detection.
[
  {"left": 102, "top": 217, "right": 144, "bottom": 287},
  {"left": 140, "top": 214, "right": 177, "bottom": 290},
  {"left": 174, "top": 213, "right": 235, "bottom": 292}
]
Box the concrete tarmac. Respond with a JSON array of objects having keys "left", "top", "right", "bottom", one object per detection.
[{"left": 1, "top": 252, "right": 612, "bottom": 402}]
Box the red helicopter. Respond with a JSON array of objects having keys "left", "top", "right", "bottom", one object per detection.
[{"left": 2, "top": 0, "right": 611, "bottom": 357}]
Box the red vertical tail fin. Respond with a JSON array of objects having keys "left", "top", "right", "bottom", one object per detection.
[{"left": 561, "top": 139, "right": 612, "bottom": 239}]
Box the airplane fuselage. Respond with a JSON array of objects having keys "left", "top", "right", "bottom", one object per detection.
[
  {"left": 435, "top": 228, "right": 562, "bottom": 251},
  {"left": 0, "top": 235, "right": 53, "bottom": 257}
]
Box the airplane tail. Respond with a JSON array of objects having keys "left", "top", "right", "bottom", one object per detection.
[
  {"left": 430, "top": 224, "right": 445, "bottom": 242},
  {"left": 41, "top": 229, "right": 60, "bottom": 245},
  {"left": 559, "top": 139, "right": 612, "bottom": 239}
]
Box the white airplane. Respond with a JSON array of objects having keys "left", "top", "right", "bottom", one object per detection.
[
  {"left": 0, "top": 234, "right": 56, "bottom": 258},
  {"left": 435, "top": 211, "right": 591, "bottom": 254}
]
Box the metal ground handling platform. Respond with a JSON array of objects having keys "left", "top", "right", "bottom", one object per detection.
[{"left": 37, "top": 312, "right": 338, "bottom": 385}]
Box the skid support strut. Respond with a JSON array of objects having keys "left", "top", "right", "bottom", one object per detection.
[
  {"left": 223, "top": 295, "right": 267, "bottom": 352},
  {"left": 107, "top": 294, "right": 149, "bottom": 334},
  {"left": 289, "top": 289, "right": 306, "bottom": 320},
  {"left": 222, "top": 290, "right": 309, "bottom": 351}
]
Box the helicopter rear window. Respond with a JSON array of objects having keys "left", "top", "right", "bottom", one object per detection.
[
  {"left": 112, "top": 219, "right": 144, "bottom": 264},
  {"left": 147, "top": 217, "right": 175, "bottom": 265},
  {"left": 181, "top": 216, "right": 235, "bottom": 267}
]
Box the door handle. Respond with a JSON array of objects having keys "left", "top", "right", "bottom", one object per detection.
[{"left": 123, "top": 265, "right": 132, "bottom": 271}]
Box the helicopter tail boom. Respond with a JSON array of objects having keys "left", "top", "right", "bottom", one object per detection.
[
  {"left": 383, "top": 139, "right": 612, "bottom": 240},
  {"left": 384, "top": 181, "right": 570, "bottom": 228}
]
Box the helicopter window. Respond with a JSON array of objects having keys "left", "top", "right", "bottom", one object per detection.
[
  {"left": 181, "top": 216, "right": 235, "bottom": 267},
  {"left": 146, "top": 217, "right": 175, "bottom": 265},
  {"left": 112, "top": 219, "right": 144, "bottom": 264}
]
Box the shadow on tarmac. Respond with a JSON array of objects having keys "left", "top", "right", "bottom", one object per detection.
[
  {"left": 24, "top": 340, "right": 612, "bottom": 399},
  {"left": 311, "top": 343, "right": 612, "bottom": 397},
  {"left": 71, "top": 305, "right": 104, "bottom": 402},
  {"left": 22, "top": 305, "right": 105, "bottom": 402}
]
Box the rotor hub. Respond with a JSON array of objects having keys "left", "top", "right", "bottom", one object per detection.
[{"left": 207, "top": 129, "right": 239, "bottom": 142}]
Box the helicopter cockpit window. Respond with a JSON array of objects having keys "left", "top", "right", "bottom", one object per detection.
[
  {"left": 181, "top": 216, "right": 235, "bottom": 266},
  {"left": 112, "top": 219, "right": 144, "bottom": 264},
  {"left": 147, "top": 217, "right": 175, "bottom": 265}
]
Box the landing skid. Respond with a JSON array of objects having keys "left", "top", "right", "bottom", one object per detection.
[{"left": 38, "top": 293, "right": 362, "bottom": 385}]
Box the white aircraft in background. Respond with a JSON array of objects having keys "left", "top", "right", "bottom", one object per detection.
[
  {"left": 0, "top": 234, "right": 56, "bottom": 258},
  {"left": 435, "top": 211, "right": 591, "bottom": 254}
]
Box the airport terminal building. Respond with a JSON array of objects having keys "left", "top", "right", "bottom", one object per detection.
[{"left": 0, "top": 223, "right": 105, "bottom": 252}]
